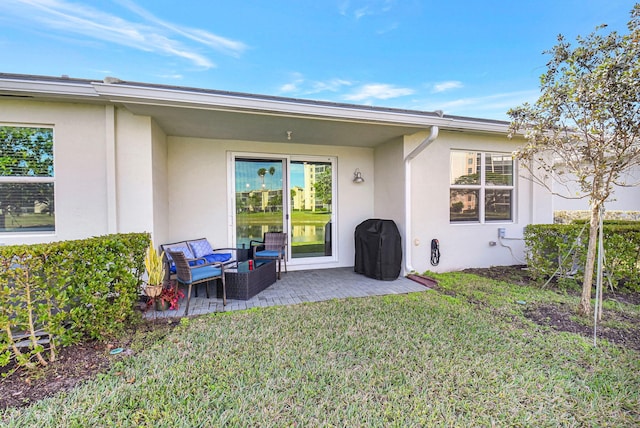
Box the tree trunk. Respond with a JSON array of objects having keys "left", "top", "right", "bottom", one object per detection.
[{"left": 580, "top": 204, "right": 600, "bottom": 315}]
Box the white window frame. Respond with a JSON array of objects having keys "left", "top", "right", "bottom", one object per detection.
[
  {"left": 0, "top": 124, "right": 55, "bottom": 235},
  {"left": 450, "top": 150, "right": 515, "bottom": 224}
]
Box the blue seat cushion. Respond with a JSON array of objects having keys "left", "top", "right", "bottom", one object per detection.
[
  {"left": 182, "top": 265, "right": 222, "bottom": 284},
  {"left": 202, "top": 253, "right": 232, "bottom": 263},
  {"left": 169, "top": 258, "right": 205, "bottom": 274},
  {"left": 255, "top": 250, "right": 282, "bottom": 258}
]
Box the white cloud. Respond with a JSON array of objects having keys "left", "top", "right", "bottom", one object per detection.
[
  {"left": 0, "top": 0, "right": 247, "bottom": 69},
  {"left": 376, "top": 22, "right": 399, "bottom": 34},
  {"left": 338, "top": 0, "right": 350, "bottom": 16},
  {"left": 311, "top": 79, "right": 353, "bottom": 93},
  {"left": 439, "top": 90, "right": 538, "bottom": 110},
  {"left": 354, "top": 6, "right": 371, "bottom": 19},
  {"left": 279, "top": 72, "right": 305, "bottom": 93},
  {"left": 157, "top": 73, "right": 184, "bottom": 80},
  {"left": 116, "top": 0, "right": 246, "bottom": 57},
  {"left": 422, "top": 89, "right": 540, "bottom": 120},
  {"left": 280, "top": 82, "right": 301, "bottom": 93},
  {"left": 344, "top": 83, "right": 414, "bottom": 101},
  {"left": 432, "top": 80, "right": 463, "bottom": 93},
  {"left": 278, "top": 76, "right": 413, "bottom": 106},
  {"left": 279, "top": 74, "right": 352, "bottom": 96},
  {"left": 339, "top": 0, "right": 395, "bottom": 19}
]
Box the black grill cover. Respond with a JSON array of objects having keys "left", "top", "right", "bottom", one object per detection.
[{"left": 354, "top": 219, "right": 402, "bottom": 280}]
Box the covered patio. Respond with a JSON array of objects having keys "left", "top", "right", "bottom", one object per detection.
[{"left": 146, "top": 268, "right": 429, "bottom": 318}]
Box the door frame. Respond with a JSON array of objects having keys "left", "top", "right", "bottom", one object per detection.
[{"left": 228, "top": 151, "right": 338, "bottom": 267}]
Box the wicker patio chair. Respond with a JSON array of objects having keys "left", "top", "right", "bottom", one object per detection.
[
  {"left": 166, "top": 250, "right": 226, "bottom": 316},
  {"left": 251, "top": 232, "right": 287, "bottom": 279}
]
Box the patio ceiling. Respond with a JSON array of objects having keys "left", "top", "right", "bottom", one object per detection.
[{"left": 120, "top": 102, "right": 429, "bottom": 147}]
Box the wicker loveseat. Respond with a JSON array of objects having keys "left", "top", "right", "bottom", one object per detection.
[{"left": 160, "top": 238, "right": 237, "bottom": 284}]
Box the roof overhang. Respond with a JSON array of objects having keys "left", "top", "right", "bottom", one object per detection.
[{"left": 0, "top": 73, "right": 511, "bottom": 147}]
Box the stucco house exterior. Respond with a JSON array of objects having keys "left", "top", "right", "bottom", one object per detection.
[
  {"left": 552, "top": 171, "right": 640, "bottom": 216},
  {"left": 0, "top": 73, "right": 553, "bottom": 274}
]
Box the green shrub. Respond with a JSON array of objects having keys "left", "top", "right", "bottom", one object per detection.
[
  {"left": 524, "top": 224, "right": 640, "bottom": 291},
  {"left": 0, "top": 233, "right": 149, "bottom": 370},
  {"left": 571, "top": 219, "right": 640, "bottom": 226}
]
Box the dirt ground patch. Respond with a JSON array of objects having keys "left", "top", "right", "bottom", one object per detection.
[
  {"left": 524, "top": 302, "right": 640, "bottom": 351},
  {"left": 2, "top": 266, "right": 639, "bottom": 411},
  {"left": 463, "top": 265, "right": 640, "bottom": 351},
  {"left": 1, "top": 319, "right": 178, "bottom": 411}
]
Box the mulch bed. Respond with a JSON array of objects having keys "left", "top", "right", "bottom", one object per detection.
[
  {"left": 1, "top": 319, "right": 178, "bottom": 411},
  {"left": 2, "top": 266, "right": 639, "bottom": 411},
  {"left": 1, "top": 341, "right": 111, "bottom": 410}
]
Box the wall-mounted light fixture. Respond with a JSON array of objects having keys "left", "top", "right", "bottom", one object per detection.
[
  {"left": 286, "top": 131, "right": 293, "bottom": 140},
  {"left": 353, "top": 168, "right": 365, "bottom": 183}
]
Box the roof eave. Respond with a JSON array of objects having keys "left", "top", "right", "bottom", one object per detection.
[
  {"left": 0, "top": 74, "right": 511, "bottom": 134},
  {"left": 92, "top": 83, "right": 511, "bottom": 133}
]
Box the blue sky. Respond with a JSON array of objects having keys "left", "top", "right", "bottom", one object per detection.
[{"left": 0, "top": 0, "right": 635, "bottom": 120}]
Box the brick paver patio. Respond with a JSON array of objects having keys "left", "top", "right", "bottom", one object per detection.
[{"left": 146, "top": 267, "right": 429, "bottom": 318}]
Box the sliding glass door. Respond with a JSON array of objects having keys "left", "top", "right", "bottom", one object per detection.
[
  {"left": 289, "top": 160, "right": 332, "bottom": 259},
  {"left": 232, "top": 154, "right": 335, "bottom": 263},
  {"left": 234, "top": 158, "right": 285, "bottom": 249}
]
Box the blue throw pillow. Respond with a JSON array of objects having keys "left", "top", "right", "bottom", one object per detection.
[
  {"left": 203, "top": 253, "right": 232, "bottom": 264},
  {"left": 189, "top": 239, "right": 215, "bottom": 258},
  {"left": 164, "top": 244, "right": 194, "bottom": 260}
]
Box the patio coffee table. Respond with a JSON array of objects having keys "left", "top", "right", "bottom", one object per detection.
[{"left": 222, "top": 260, "right": 277, "bottom": 300}]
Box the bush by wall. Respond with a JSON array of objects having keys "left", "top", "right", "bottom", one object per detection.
[
  {"left": 0, "top": 233, "right": 149, "bottom": 369},
  {"left": 524, "top": 223, "right": 640, "bottom": 291}
]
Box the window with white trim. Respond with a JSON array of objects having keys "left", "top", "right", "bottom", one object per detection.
[
  {"left": 0, "top": 126, "right": 55, "bottom": 233},
  {"left": 449, "top": 151, "right": 514, "bottom": 222}
]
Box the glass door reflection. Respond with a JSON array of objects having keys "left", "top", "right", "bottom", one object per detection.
[
  {"left": 289, "top": 160, "right": 332, "bottom": 258},
  {"left": 235, "top": 158, "right": 285, "bottom": 250}
]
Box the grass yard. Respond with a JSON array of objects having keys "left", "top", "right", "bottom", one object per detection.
[
  {"left": 2, "top": 272, "right": 639, "bottom": 426},
  {"left": 237, "top": 210, "right": 331, "bottom": 225}
]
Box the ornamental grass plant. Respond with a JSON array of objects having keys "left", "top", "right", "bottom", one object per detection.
[{"left": 2, "top": 272, "right": 639, "bottom": 427}]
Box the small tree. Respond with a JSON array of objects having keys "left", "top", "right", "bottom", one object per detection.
[
  {"left": 257, "top": 168, "right": 267, "bottom": 187},
  {"left": 268, "top": 166, "right": 276, "bottom": 189},
  {"left": 313, "top": 167, "right": 332, "bottom": 209},
  {"left": 508, "top": 4, "right": 640, "bottom": 316}
]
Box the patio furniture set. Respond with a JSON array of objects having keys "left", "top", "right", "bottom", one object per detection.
[{"left": 160, "top": 233, "right": 287, "bottom": 315}]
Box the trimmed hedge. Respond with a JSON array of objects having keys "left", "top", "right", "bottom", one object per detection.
[
  {"left": 524, "top": 223, "right": 640, "bottom": 290},
  {"left": 571, "top": 219, "right": 640, "bottom": 226},
  {"left": 0, "top": 233, "right": 149, "bottom": 369}
]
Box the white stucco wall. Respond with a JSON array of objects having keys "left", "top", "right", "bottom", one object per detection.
[
  {"left": 552, "top": 166, "right": 640, "bottom": 211},
  {"left": 151, "top": 119, "right": 169, "bottom": 246},
  {"left": 167, "top": 136, "right": 374, "bottom": 270},
  {"left": 1, "top": 97, "right": 555, "bottom": 273},
  {"left": 373, "top": 137, "right": 406, "bottom": 228},
  {"left": 407, "top": 131, "right": 553, "bottom": 273},
  {"left": 0, "top": 99, "right": 110, "bottom": 245},
  {"left": 114, "top": 109, "right": 155, "bottom": 235},
  {"left": 0, "top": 101, "right": 176, "bottom": 248},
  {"left": 373, "top": 137, "right": 407, "bottom": 268}
]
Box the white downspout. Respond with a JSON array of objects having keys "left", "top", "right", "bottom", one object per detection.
[{"left": 404, "top": 125, "right": 439, "bottom": 274}]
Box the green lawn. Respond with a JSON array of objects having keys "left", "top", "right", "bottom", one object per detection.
[
  {"left": 237, "top": 210, "right": 331, "bottom": 225},
  {"left": 2, "top": 213, "right": 54, "bottom": 229},
  {"left": 3, "top": 273, "right": 639, "bottom": 426}
]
